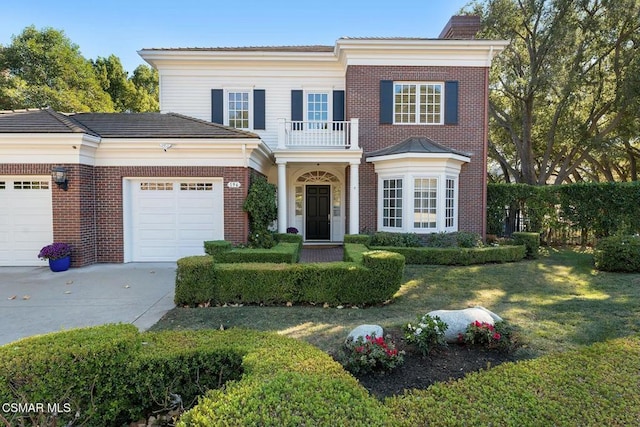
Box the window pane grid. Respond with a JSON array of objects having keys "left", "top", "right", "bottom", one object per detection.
[
  {"left": 414, "top": 178, "right": 437, "bottom": 228},
  {"left": 228, "top": 92, "right": 249, "bottom": 129},
  {"left": 445, "top": 178, "right": 455, "bottom": 228},
  {"left": 382, "top": 179, "right": 403, "bottom": 228},
  {"left": 395, "top": 83, "right": 442, "bottom": 124},
  {"left": 307, "top": 93, "right": 328, "bottom": 129}
]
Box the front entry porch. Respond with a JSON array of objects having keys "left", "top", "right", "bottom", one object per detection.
[{"left": 272, "top": 154, "right": 362, "bottom": 242}]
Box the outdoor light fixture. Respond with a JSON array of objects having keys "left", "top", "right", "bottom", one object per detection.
[{"left": 51, "top": 166, "right": 68, "bottom": 191}]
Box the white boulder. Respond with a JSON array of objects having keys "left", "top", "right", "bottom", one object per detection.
[
  {"left": 427, "top": 306, "right": 503, "bottom": 343},
  {"left": 346, "top": 324, "right": 383, "bottom": 343}
]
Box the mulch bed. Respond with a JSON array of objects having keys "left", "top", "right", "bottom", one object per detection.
[{"left": 340, "top": 327, "right": 521, "bottom": 400}]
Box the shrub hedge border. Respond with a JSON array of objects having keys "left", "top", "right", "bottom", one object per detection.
[
  {"left": 344, "top": 234, "right": 526, "bottom": 265},
  {"left": 175, "top": 245, "right": 405, "bottom": 306},
  {"left": 204, "top": 234, "right": 303, "bottom": 264},
  {"left": 4, "top": 326, "right": 637, "bottom": 426}
]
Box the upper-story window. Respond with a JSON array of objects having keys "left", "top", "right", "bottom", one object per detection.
[
  {"left": 228, "top": 91, "right": 250, "bottom": 129},
  {"left": 306, "top": 93, "right": 329, "bottom": 130},
  {"left": 393, "top": 83, "right": 443, "bottom": 125}
]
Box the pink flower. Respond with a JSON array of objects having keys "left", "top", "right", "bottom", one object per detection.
[{"left": 493, "top": 333, "right": 501, "bottom": 340}]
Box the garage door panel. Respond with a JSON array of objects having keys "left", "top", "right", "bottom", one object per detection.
[
  {"left": 0, "top": 177, "right": 53, "bottom": 266},
  {"left": 129, "top": 179, "right": 223, "bottom": 262}
]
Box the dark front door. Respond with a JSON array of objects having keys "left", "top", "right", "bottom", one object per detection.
[{"left": 306, "top": 185, "right": 330, "bottom": 240}]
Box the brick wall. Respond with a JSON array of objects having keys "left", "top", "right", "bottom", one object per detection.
[
  {"left": 95, "top": 166, "right": 250, "bottom": 262},
  {"left": 345, "top": 65, "right": 489, "bottom": 236},
  {"left": 1, "top": 163, "right": 251, "bottom": 265}
]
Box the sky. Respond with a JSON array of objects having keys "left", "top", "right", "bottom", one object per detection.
[{"left": 0, "top": 0, "right": 471, "bottom": 74}]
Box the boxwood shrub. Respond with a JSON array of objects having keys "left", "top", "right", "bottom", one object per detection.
[
  {"left": 594, "top": 235, "right": 640, "bottom": 272},
  {"left": 512, "top": 231, "right": 540, "bottom": 258},
  {"left": 174, "top": 246, "right": 404, "bottom": 306},
  {"left": 369, "top": 245, "right": 526, "bottom": 265},
  {"left": 204, "top": 238, "right": 302, "bottom": 264},
  {"left": 3, "top": 326, "right": 639, "bottom": 426},
  {"left": 343, "top": 234, "right": 372, "bottom": 245}
]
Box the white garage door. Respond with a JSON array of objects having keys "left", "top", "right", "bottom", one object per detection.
[
  {"left": 127, "top": 179, "right": 224, "bottom": 262},
  {"left": 0, "top": 176, "right": 53, "bottom": 266}
]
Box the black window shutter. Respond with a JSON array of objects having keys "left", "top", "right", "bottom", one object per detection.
[
  {"left": 379, "top": 80, "right": 393, "bottom": 124},
  {"left": 211, "top": 89, "right": 223, "bottom": 124},
  {"left": 332, "top": 90, "right": 345, "bottom": 121},
  {"left": 253, "top": 89, "right": 266, "bottom": 130},
  {"left": 444, "top": 81, "right": 459, "bottom": 125},
  {"left": 291, "top": 90, "right": 303, "bottom": 121}
]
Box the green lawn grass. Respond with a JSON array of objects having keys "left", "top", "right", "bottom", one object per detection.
[{"left": 151, "top": 248, "right": 640, "bottom": 357}]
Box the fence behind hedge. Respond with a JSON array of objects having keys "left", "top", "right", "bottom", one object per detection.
[{"left": 487, "top": 182, "right": 640, "bottom": 245}]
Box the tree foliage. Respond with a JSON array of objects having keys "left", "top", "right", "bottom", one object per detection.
[
  {"left": 0, "top": 26, "right": 158, "bottom": 112},
  {"left": 469, "top": 0, "right": 640, "bottom": 184},
  {"left": 243, "top": 175, "right": 277, "bottom": 248}
]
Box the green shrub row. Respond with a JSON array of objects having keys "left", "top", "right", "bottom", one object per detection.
[
  {"left": 175, "top": 248, "right": 405, "bottom": 306},
  {"left": 594, "top": 235, "right": 640, "bottom": 272},
  {"left": 512, "top": 231, "right": 540, "bottom": 258},
  {"left": 0, "top": 325, "right": 245, "bottom": 426},
  {"left": 4, "top": 327, "right": 638, "bottom": 426},
  {"left": 369, "top": 245, "right": 526, "bottom": 265},
  {"left": 204, "top": 234, "right": 303, "bottom": 264},
  {"left": 387, "top": 336, "right": 640, "bottom": 426},
  {"left": 487, "top": 182, "right": 640, "bottom": 242}
]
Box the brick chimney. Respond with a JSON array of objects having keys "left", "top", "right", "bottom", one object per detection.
[{"left": 439, "top": 15, "right": 481, "bottom": 39}]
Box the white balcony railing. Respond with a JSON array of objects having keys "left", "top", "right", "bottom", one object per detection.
[{"left": 277, "top": 118, "right": 359, "bottom": 150}]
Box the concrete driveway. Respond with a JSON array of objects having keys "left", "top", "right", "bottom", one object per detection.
[{"left": 0, "top": 263, "right": 176, "bottom": 345}]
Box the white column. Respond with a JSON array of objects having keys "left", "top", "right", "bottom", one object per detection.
[
  {"left": 277, "top": 118, "right": 287, "bottom": 149},
  {"left": 349, "top": 118, "right": 359, "bottom": 150},
  {"left": 349, "top": 161, "right": 360, "bottom": 235},
  {"left": 277, "top": 161, "right": 287, "bottom": 233}
]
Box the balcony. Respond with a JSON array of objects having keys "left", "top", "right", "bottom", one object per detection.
[{"left": 277, "top": 118, "right": 359, "bottom": 150}]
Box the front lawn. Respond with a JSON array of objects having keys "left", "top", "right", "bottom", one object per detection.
[{"left": 153, "top": 248, "right": 640, "bottom": 357}]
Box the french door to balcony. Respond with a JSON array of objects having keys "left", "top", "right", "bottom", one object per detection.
[{"left": 305, "top": 185, "right": 330, "bottom": 240}]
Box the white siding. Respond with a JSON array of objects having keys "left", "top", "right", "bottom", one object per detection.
[{"left": 158, "top": 62, "right": 345, "bottom": 149}]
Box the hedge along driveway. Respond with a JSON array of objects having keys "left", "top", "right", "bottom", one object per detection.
[{"left": 174, "top": 246, "right": 405, "bottom": 306}]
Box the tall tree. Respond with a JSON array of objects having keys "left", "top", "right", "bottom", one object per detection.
[
  {"left": 469, "top": 0, "right": 640, "bottom": 184},
  {"left": 92, "top": 57, "right": 159, "bottom": 112},
  {"left": 0, "top": 26, "right": 114, "bottom": 112},
  {"left": 129, "top": 64, "right": 159, "bottom": 112}
]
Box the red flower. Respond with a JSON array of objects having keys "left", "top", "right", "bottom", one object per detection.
[
  {"left": 493, "top": 333, "right": 501, "bottom": 340},
  {"left": 474, "top": 320, "right": 482, "bottom": 327}
]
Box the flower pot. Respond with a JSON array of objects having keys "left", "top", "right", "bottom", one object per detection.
[{"left": 49, "top": 256, "right": 71, "bottom": 272}]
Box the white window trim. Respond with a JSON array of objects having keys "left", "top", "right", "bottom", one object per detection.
[
  {"left": 377, "top": 172, "right": 459, "bottom": 233},
  {"left": 378, "top": 176, "right": 405, "bottom": 231},
  {"left": 224, "top": 89, "right": 253, "bottom": 130},
  {"left": 393, "top": 81, "right": 444, "bottom": 125},
  {"left": 304, "top": 91, "right": 332, "bottom": 124}
]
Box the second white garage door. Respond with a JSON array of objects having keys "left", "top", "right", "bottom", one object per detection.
[{"left": 126, "top": 179, "right": 224, "bottom": 262}]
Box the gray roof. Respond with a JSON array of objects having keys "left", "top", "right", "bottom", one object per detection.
[
  {"left": 0, "top": 108, "right": 258, "bottom": 139},
  {"left": 0, "top": 108, "right": 96, "bottom": 135},
  {"left": 366, "top": 136, "right": 471, "bottom": 158}
]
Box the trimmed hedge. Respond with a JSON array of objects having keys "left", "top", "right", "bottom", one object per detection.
[
  {"left": 204, "top": 237, "right": 302, "bottom": 264},
  {"left": 0, "top": 327, "right": 386, "bottom": 427},
  {"left": 594, "top": 235, "right": 640, "bottom": 272},
  {"left": 0, "top": 324, "right": 141, "bottom": 426},
  {"left": 175, "top": 248, "right": 405, "bottom": 306},
  {"left": 3, "top": 327, "right": 639, "bottom": 426},
  {"left": 512, "top": 231, "right": 540, "bottom": 258},
  {"left": 369, "top": 245, "right": 526, "bottom": 265},
  {"left": 343, "top": 234, "right": 371, "bottom": 245},
  {"left": 387, "top": 337, "right": 640, "bottom": 426}
]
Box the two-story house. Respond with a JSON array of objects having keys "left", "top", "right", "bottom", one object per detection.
[{"left": 0, "top": 16, "right": 507, "bottom": 266}]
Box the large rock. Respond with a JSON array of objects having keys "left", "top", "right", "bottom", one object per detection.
[
  {"left": 346, "top": 324, "right": 383, "bottom": 343},
  {"left": 427, "top": 306, "right": 503, "bottom": 343}
]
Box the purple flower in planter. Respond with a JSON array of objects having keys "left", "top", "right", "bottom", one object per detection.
[
  {"left": 38, "top": 242, "right": 72, "bottom": 260},
  {"left": 286, "top": 227, "right": 299, "bottom": 234}
]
